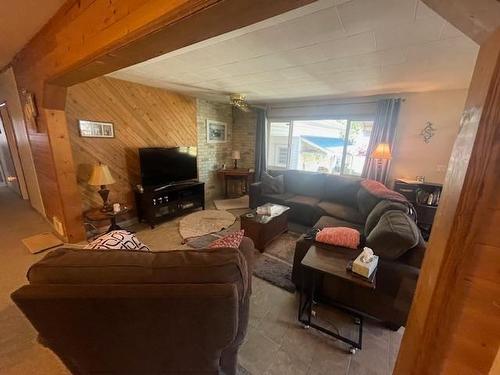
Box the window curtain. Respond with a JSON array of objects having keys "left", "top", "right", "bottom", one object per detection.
[
  {"left": 254, "top": 108, "right": 267, "bottom": 181},
  {"left": 362, "top": 98, "right": 401, "bottom": 185}
]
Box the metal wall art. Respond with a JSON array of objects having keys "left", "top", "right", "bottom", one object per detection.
[{"left": 420, "top": 121, "right": 436, "bottom": 143}]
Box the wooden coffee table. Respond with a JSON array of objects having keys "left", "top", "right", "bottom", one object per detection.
[{"left": 240, "top": 203, "right": 290, "bottom": 252}]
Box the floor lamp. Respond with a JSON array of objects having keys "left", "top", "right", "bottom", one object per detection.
[{"left": 370, "top": 143, "right": 392, "bottom": 183}]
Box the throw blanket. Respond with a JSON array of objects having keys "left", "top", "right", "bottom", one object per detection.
[{"left": 361, "top": 180, "right": 408, "bottom": 203}]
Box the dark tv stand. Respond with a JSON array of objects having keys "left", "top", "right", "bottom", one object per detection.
[{"left": 135, "top": 181, "right": 205, "bottom": 229}]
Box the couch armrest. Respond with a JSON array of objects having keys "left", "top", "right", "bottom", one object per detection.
[
  {"left": 238, "top": 237, "right": 254, "bottom": 291},
  {"left": 291, "top": 234, "right": 314, "bottom": 287},
  {"left": 377, "top": 259, "right": 420, "bottom": 318},
  {"left": 249, "top": 182, "right": 263, "bottom": 209}
]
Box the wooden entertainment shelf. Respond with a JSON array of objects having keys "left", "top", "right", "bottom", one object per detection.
[{"left": 135, "top": 182, "right": 205, "bottom": 228}]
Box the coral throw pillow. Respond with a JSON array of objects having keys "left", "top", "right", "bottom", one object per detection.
[
  {"left": 84, "top": 230, "right": 150, "bottom": 251},
  {"left": 315, "top": 227, "right": 360, "bottom": 249},
  {"left": 209, "top": 230, "right": 245, "bottom": 249}
]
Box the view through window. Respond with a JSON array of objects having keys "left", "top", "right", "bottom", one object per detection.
[{"left": 268, "top": 119, "right": 373, "bottom": 176}]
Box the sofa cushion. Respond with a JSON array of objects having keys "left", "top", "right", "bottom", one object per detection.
[
  {"left": 364, "top": 200, "right": 409, "bottom": 236},
  {"left": 28, "top": 247, "right": 250, "bottom": 300},
  {"left": 322, "top": 175, "right": 362, "bottom": 207},
  {"left": 366, "top": 210, "right": 420, "bottom": 260},
  {"left": 313, "top": 216, "right": 364, "bottom": 232},
  {"left": 261, "top": 172, "right": 285, "bottom": 194},
  {"left": 284, "top": 195, "right": 321, "bottom": 226},
  {"left": 261, "top": 192, "right": 295, "bottom": 205},
  {"left": 317, "top": 201, "right": 365, "bottom": 224},
  {"left": 284, "top": 170, "right": 325, "bottom": 197},
  {"left": 357, "top": 186, "right": 383, "bottom": 218}
]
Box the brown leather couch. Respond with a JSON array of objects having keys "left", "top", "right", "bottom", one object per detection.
[
  {"left": 250, "top": 170, "right": 425, "bottom": 329},
  {"left": 11, "top": 238, "right": 254, "bottom": 375}
]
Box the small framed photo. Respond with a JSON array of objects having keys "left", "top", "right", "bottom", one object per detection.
[
  {"left": 78, "top": 120, "right": 115, "bottom": 138},
  {"left": 206, "top": 119, "right": 227, "bottom": 143}
]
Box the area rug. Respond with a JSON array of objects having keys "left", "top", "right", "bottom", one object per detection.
[
  {"left": 179, "top": 210, "right": 235, "bottom": 240},
  {"left": 214, "top": 195, "right": 249, "bottom": 210},
  {"left": 253, "top": 232, "right": 299, "bottom": 293},
  {"left": 187, "top": 229, "right": 299, "bottom": 293},
  {"left": 21, "top": 232, "right": 63, "bottom": 254}
]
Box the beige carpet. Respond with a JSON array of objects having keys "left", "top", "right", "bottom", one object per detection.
[
  {"left": 214, "top": 195, "right": 249, "bottom": 210},
  {"left": 178, "top": 209, "right": 236, "bottom": 240}
]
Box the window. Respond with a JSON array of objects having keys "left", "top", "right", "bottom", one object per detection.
[
  {"left": 267, "top": 119, "right": 373, "bottom": 176},
  {"left": 267, "top": 122, "right": 290, "bottom": 169},
  {"left": 276, "top": 146, "right": 288, "bottom": 166}
]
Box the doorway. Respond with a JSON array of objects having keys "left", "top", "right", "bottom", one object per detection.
[{"left": 0, "top": 103, "right": 26, "bottom": 197}]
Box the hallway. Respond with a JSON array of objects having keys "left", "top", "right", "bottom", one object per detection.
[{"left": 0, "top": 186, "right": 68, "bottom": 374}]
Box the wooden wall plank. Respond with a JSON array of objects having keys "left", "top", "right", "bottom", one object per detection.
[{"left": 65, "top": 76, "right": 197, "bottom": 212}]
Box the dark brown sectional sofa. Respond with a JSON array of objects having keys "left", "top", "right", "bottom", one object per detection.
[
  {"left": 249, "top": 169, "right": 425, "bottom": 329},
  {"left": 12, "top": 239, "right": 254, "bottom": 375}
]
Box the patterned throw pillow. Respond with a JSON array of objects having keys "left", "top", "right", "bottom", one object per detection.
[
  {"left": 315, "top": 227, "right": 360, "bottom": 250},
  {"left": 84, "top": 230, "right": 150, "bottom": 251},
  {"left": 209, "top": 230, "right": 244, "bottom": 249}
]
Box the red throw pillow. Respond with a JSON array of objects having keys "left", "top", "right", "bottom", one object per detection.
[
  {"left": 209, "top": 230, "right": 245, "bottom": 249},
  {"left": 315, "top": 227, "right": 360, "bottom": 249}
]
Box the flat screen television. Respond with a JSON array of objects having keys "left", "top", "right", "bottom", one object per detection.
[{"left": 139, "top": 147, "right": 197, "bottom": 187}]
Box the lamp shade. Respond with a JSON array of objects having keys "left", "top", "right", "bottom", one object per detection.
[
  {"left": 232, "top": 150, "right": 241, "bottom": 160},
  {"left": 371, "top": 143, "right": 392, "bottom": 160},
  {"left": 88, "top": 164, "right": 116, "bottom": 186}
]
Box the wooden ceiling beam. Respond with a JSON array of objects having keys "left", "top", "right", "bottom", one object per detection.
[
  {"left": 422, "top": 0, "right": 500, "bottom": 44},
  {"left": 49, "top": 0, "right": 317, "bottom": 87}
]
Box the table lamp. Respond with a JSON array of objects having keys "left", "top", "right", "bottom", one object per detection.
[
  {"left": 370, "top": 143, "right": 392, "bottom": 180},
  {"left": 88, "top": 163, "right": 116, "bottom": 212},
  {"left": 232, "top": 150, "right": 241, "bottom": 169}
]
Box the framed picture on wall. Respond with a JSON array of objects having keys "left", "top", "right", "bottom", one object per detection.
[
  {"left": 78, "top": 120, "right": 115, "bottom": 138},
  {"left": 206, "top": 119, "right": 227, "bottom": 143}
]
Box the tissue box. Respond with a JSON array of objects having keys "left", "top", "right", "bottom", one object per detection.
[
  {"left": 352, "top": 253, "right": 379, "bottom": 278},
  {"left": 257, "top": 205, "right": 280, "bottom": 216}
]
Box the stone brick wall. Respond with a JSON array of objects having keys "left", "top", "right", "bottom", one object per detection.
[
  {"left": 232, "top": 108, "right": 257, "bottom": 170},
  {"left": 196, "top": 99, "right": 233, "bottom": 201}
]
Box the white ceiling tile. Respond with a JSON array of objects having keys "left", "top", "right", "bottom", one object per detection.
[
  {"left": 337, "top": 0, "right": 416, "bottom": 35},
  {"left": 374, "top": 16, "right": 443, "bottom": 50},
  {"left": 110, "top": 0, "right": 478, "bottom": 102},
  {"left": 415, "top": 1, "right": 441, "bottom": 21}
]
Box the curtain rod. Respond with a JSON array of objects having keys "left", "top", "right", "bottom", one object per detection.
[{"left": 266, "top": 97, "right": 406, "bottom": 109}]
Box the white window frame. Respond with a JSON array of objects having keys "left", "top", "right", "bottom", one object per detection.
[{"left": 267, "top": 117, "right": 374, "bottom": 176}]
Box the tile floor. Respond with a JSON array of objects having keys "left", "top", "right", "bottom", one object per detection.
[{"left": 0, "top": 187, "right": 402, "bottom": 374}]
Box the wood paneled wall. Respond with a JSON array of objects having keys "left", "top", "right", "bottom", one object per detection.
[{"left": 66, "top": 77, "right": 196, "bottom": 211}]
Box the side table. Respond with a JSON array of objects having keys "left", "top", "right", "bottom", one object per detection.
[
  {"left": 217, "top": 168, "right": 254, "bottom": 197},
  {"left": 84, "top": 206, "right": 130, "bottom": 233},
  {"left": 298, "top": 245, "right": 376, "bottom": 354}
]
